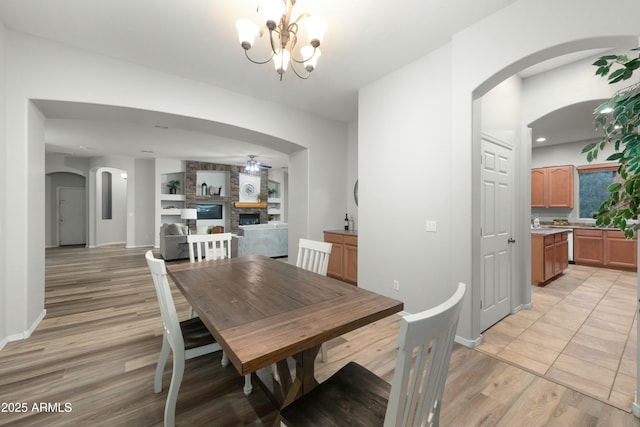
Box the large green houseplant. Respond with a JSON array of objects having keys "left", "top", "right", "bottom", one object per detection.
[{"left": 582, "top": 49, "right": 640, "bottom": 237}]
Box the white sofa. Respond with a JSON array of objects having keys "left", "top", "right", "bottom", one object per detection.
[{"left": 232, "top": 223, "right": 288, "bottom": 258}]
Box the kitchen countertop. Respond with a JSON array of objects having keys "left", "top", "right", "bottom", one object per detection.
[
  {"left": 324, "top": 229, "right": 358, "bottom": 236},
  {"left": 531, "top": 228, "right": 569, "bottom": 236},
  {"left": 540, "top": 223, "right": 626, "bottom": 231}
]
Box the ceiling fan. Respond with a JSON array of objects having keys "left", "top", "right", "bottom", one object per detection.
[{"left": 244, "top": 155, "right": 272, "bottom": 173}]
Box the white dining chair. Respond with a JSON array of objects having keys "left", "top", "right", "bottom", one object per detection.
[
  {"left": 145, "top": 251, "right": 251, "bottom": 427},
  {"left": 186, "top": 233, "right": 232, "bottom": 318},
  {"left": 280, "top": 282, "right": 466, "bottom": 427},
  {"left": 187, "top": 232, "right": 232, "bottom": 263}
]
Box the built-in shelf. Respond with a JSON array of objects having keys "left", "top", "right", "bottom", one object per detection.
[
  {"left": 267, "top": 196, "right": 282, "bottom": 222},
  {"left": 161, "top": 208, "right": 182, "bottom": 216},
  {"left": 160, "top": 171, "right": 186, "bottom": 224},
  {"left": 234, "top": 202, "right": 267, "bottom": 209},
  {"left": 161, "top": 194, "right": 186, "bottom": 201}
]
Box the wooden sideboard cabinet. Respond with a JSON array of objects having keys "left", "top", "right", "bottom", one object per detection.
[
  {"left": 574, "top": 228, "right": 637, "bottom": 270},
  {"left": 531, "top": 231, "right": 568, "bottom": 285},
  {"left": 324, "top": 231, "right": 357, "bottom": 286},
  {"left": 531, "top": 165, "right": 574, "bottom": 208}
]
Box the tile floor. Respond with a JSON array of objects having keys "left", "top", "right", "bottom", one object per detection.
[{"left": 478, "top": 264, "right": 637, "bottom": 411}]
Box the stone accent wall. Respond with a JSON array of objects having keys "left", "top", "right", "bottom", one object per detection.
[{"left": 185, "top": 161, "right": 268, "bottom": 233}]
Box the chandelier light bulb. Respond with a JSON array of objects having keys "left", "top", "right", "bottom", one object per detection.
[
  {"left": 305, "top": 16, "right": 327, "bottom": 47},
  {"left": 236, "top": 19, "right": 259, "bottom": 50},
  {"left": 259, "top": 0, "right": 285, "bottom": 29},
  {"left": 274, "top": 49, "right": 291, "bottom": 75},
  {"left": 301, "top": 46, "right": 320, "bottom": 71}
]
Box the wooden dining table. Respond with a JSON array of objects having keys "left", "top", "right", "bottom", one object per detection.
[{"left": 166, "top": 254, "right": 403, "bottom": 407}]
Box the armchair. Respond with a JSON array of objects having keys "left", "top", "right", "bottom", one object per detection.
[{"left": 159, "top": 223, "right": 189, "bottom": 261}]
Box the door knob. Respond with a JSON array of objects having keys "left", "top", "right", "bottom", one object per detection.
[{"left": 508, "top": 238, "right": 516, "bottom": 244}]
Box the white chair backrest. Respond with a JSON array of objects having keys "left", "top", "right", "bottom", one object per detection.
[
  {"left": 187, "top": 233, "right": 232, "bottom": 263},
  {"left": 384, "top": 282, "right": 466, "bottom": 427},
  {"left": 296, "top": 238, "right": 332, "bottom": 276},
  {"left": 145, "top": 251, "right": 184, "bottom": 352}
]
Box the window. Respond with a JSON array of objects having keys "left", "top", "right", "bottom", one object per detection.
[
  {"left": 102, "top": 171, "right": 112, "bottom": 220},
  {"left": 577, "top": 164, "right": 620, "bottom": 219}
]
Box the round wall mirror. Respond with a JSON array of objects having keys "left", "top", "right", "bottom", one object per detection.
[{"left": 353, "top": 180, "right": 358, "bottom": 206}]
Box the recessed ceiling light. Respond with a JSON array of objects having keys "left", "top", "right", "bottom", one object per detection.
[{"left": 536, "top": 137, "right": 546, "bottom": 142}]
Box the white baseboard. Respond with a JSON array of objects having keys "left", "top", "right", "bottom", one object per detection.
[
  {"left": 125, "top": 244, "right": 155, "bottom": 249},
  {"left": 512, "top": 302, "right": 533, "bottom": 314},
  {"left": 455, "top": 334, "right": 482, "bottom": 348},
  {"left": 94, "top": 241, "right": 126, "bottom": 248},
  {"left": 3, "top": 309, "right": 46, "bottom": 347}
]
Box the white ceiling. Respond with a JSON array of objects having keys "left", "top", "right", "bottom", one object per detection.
[
  {"left": 0, "top": 0, "right": 522, "bottom": 167},
  {"left": 529, "top": 100, "right": 605, "bottom": 149},
  {"left": 0, "top": 0, "right": 606, "bottom": 166}
]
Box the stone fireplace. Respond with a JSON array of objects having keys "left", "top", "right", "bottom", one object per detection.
[
  {"left": 239, "top": 213, "right": 261, "bottom": 225},
  {"left": 185, "top": 160, "right": 268, "bottom": 233}
]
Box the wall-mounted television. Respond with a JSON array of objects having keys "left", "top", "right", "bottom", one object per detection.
[{"left": 196, "top": 204, "right": 223, "bottom": 220}]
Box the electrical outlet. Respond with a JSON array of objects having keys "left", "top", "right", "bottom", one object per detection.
[
  {"left": 426, "top": 220, "right": 437, "bottom": 232},
  {"left": 393, "top": 280, "right": 400, "bottom": 291}
]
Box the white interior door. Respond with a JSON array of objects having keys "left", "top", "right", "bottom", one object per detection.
[
  {"left": 59, "top": 187, "right": 86, "bottom": 246},
  {"left": 480, "top": 137, "right": 513, "bottom": 331}
]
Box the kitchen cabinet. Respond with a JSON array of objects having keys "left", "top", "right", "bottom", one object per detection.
[
  {"left": 324, "top": 231, "right": 358, "bottom": 285},
  {"left": 574, "top": 228, "right": 637, "bottom": 270},
  {"left": 531, "top": 165, "right": 574, "bottom": 208},
  {"left": 531, "top": 230, "right": 568, "bottom": 285}
]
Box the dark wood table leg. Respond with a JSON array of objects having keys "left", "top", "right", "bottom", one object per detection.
[
  {"left": 253, "top": 345, "right": 321, "bottom": 409},
  {"left": 282, "top": 345, "right": 320, "bottom": 407}
]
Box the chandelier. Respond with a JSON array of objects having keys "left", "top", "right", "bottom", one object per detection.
[{"left": 236, "top": 0, "right": 327, "bottom": 80}]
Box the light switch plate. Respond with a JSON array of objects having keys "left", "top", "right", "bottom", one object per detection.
[{"left": 426, "top": 220, "right": 437, "bottom": 232}]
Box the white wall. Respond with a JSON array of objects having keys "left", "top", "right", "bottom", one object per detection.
[
  {"left": 0, "top": 21, "right": 6, "bottom": 348},
  {"left": 450, "top": 0, "right": 640, "bottom": 344},
  {"left": 88, "top": 156, "right": 133, "bottom": 247},
  {"left": 134, "top": 158, "right": 155, "bottom": 247},
  {"left": 522, "top": 52, "right": 638, "bottom": 129},
  {"left": 93, "top": 167, "right": 127, "bottom": 247},
  {"left": 532, "top": 141, "right": 617, "bottom": 170},
  {"left": 359, "top": 43, "right": 454, "bottom": 313},
  {"left": 267, "top": 167, "right": 287, "bottom": 222},
  {"left": 26, "top": 102, "right": 46, "bottom": 337},
  {"left": 288, "top": 149, "right": 309, "bottom": 258},
  {"left": 2, "top": 29, "right": 348, "bottom": 341},
  {"left": 346, "top": 121, "right": 358, "bottom": 228},
  {"left": 359, "top": 0, "right": 640, "bottom": 348},
  {"left": 481, "top": 76, "right": 523, "bottom": 146}
]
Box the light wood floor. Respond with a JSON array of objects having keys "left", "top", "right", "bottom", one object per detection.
[
  {"left": 479, "top": 264, "right": 637, "bottom": 410},
  {"left": 0, "top": 246, "right": 638, "bottom": 426}
]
